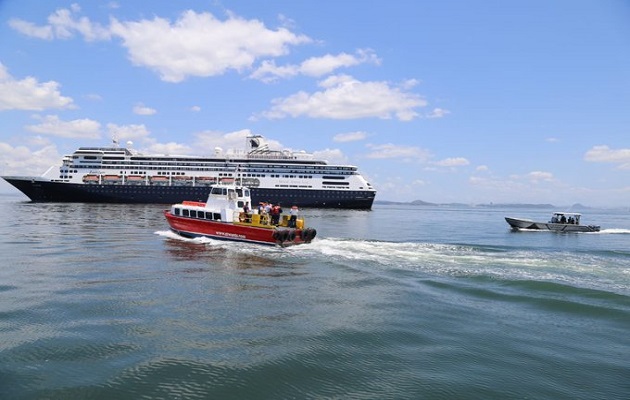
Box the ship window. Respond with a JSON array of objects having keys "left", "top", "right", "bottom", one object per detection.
[
  {"left": 213, "top": 213, "right": 221, "bottom": 220},
  {"left": 174, "top": 208, "right": 181, "bottom": 216},
  {"left": 183, "top": 209, "right": 190, "bottom": 217}
]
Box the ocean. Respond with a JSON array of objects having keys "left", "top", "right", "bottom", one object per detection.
[{"left": 1, "top": 195, "right": 629, "bottom": 399}]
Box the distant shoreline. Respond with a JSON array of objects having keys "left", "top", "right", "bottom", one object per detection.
[{"left": 374, "top": 200, "right": 625, "bottom": 211}]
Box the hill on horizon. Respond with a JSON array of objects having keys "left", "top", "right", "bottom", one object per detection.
[{"left": 375, "top": 200, "right": 598, "bottom": 210}]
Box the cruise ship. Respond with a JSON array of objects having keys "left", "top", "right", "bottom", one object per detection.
[{"left": 2, "top": 135, "right": 376, "bottom": 209}]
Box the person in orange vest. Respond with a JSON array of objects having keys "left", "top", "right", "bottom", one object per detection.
[{"left": 271, "top": 203, "right": 282, "bottom": 225}]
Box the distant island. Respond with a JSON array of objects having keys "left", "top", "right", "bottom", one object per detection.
[{"left": 374, "top": 200, "right": 597, "bottom": 210}]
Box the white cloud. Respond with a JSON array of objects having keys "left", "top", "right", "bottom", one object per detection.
[
  {"left": 432, "top": 157, "right": 469, "bottom": 167},
  {"left": 0, "top": 142, "right": 61, "bottom": 175},
  {"left": 133, "top": 103, "right": 157, "bottom": 115},
  {"left": 300, "top": 51, "right": 376, "bottom": 76},
  {"left": 26, "top": 115, "right": 101, "bottom": 139},
  {"left": 11, "top": 8, "right": 311, "bottom": 83},
  {"left": 190, "top": 105, "right": 201, "bottom": 112},
  {"left": 8, "top": 19, "right": 54, "bottom": 39},
  {"left": 333, "top": 131, "right": 367, "bottom": 143},
  {"left": 412, "top": 179, "right": 427, "bottom": 186},
  {"left": 84, "top": 93, "right": 103, "bottom": 101},
  {"left": 9, "top": 5, "right": 110, "bottom": 41},
  {"left": 584, "top": 145, "right": 630, "bottom": 169},
  {"left": 250, "top": 49, "right": 380, "bottom": 82},
  {"left": 365, "top": 143, "right": 432, "bottom": 161},
  {"left": 312, "top": 148, "right": 348, "bottom": 164},
  {"left": 106, "top": 123, "right": 150, "bottom": 142},
  {"left": 109, "top": 10, "right": 311, "bottom": 82},
  {"left": 526, "top": 170, "right": 554, "bottom": 183},
  {"left": 0, "top": 64, "right": 74, "bottom": 111},
  {"left": 426, "top": 108, "right": 450, "bottom": 119},
  {"left": 249, "top": 61, "right": 299, "bottom": 82},
  {"left": 192, "top": 129, "right": 284, "bottom": 156},
  {"left": 259, "top": 74, "right": 426, "bottom": 121},
  {"left": 143, "top": 141, "right": 193, "bottom": 156}
]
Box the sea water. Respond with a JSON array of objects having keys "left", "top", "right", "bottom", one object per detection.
[{"left": 0, "top": 195, "right": 628, "bottom": 399}]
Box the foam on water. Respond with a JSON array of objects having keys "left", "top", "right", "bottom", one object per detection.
[
  {"left": 312, "top": 238, "right": 629, "bottom": 291},
  {"left": 598, "top": 228, "right": 630, "bottom": 234},
  {"left": 156, "top": 231, "right": 630, "bottom": 295}
]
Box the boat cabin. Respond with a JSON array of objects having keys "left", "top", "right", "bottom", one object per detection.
[
  {"left": 169, "top": 184, "right": 250, "bottom": 223},
  {"left": 550, "top": 212, "right": 581, "bottom": 225}
]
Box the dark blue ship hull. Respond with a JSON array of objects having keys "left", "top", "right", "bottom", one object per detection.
[{"left": 2, "top": 177, "right": 375, "bottom": 209}]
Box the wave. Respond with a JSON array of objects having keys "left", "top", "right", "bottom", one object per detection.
[
  {"left": 294, "top": 238, "right": 630, "bottom": 294},
  {"left": 156, "top": 231, "right": 630, "bottom": 295},
  {"left": 598, "top": 228, "right": 630, "bottom": 235}
]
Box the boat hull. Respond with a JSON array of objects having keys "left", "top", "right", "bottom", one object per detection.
[
  {"left": 2, "top": 176, "right": 375, "bottom": 209},
  {"left": 505, "top": 217, "right": 600, "bottom": 232},
  {"left": 164, "top": 210, "right": 311, "bottom": 246}
]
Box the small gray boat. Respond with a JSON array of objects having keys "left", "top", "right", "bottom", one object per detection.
[{"left": 505, "top": 212, "right": 600, "bottom": 232}]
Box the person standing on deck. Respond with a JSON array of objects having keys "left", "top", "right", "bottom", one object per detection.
[
  {"left": 271, "top": 203, "right": 282, "bottom": 225},
  {"left": 289, "top": 205, "right": 299, "bottom": 228}
]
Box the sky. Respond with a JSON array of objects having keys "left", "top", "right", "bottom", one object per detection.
[{"left": 1, "top": 1, "right": 629, "bottom": 207}]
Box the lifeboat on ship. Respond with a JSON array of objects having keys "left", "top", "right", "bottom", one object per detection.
[{"left": 163, "top": 183, "right": 316, "bottom": 247}]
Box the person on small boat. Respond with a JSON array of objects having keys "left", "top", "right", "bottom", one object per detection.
[
  {"left": 240, "top": 201, "right": 251, "bottom": 223},
  {"left": 271, "top": 203, "right": 282, "bottom": 225},
  {"left": 258, "top": 202, "right": 270, "bottom": 224},
  {"left": 289, "top": 205, "right": 299, "bottom": 228}
]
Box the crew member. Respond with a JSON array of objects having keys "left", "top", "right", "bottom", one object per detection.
[
  {"left": 271, "top": 203, "right": 282, "bottom": 225},
  {"left": 289, "top": 205, "right": 299, "bottom": 228}
]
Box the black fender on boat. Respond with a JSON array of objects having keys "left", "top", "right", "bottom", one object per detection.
[{"left": 300, "top": 227, "right": 317, "bottom": 243}]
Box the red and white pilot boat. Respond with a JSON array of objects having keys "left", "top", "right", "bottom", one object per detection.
[{"left": 164, "top": 183, "right": 317, "bottom": 247}]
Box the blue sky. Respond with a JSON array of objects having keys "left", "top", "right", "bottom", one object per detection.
[{"left": 1, "top": 1, "right": 629, "bottom": 207}]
